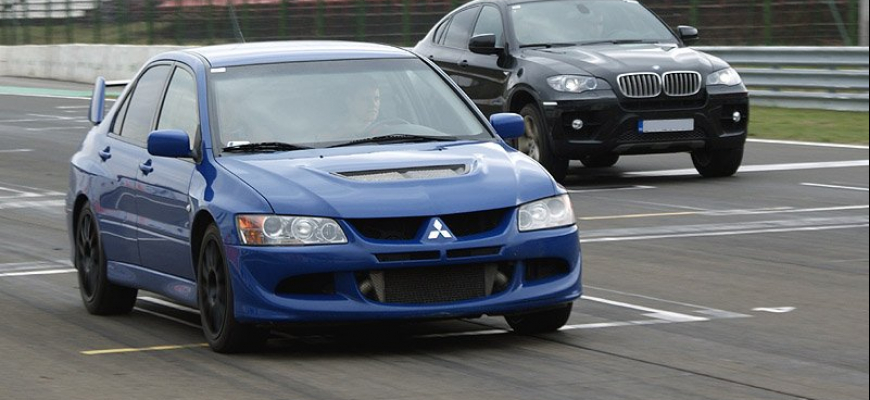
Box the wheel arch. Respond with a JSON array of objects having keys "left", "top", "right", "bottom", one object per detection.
[
  {"left": 71, "top": 194, "right": 92, "bottom": 236},
  {"left": 190, "top": 210, "right": 217, "bottom": 274},
  {"left": 508, "top": 87, "right": 541, "bottom": 114}
]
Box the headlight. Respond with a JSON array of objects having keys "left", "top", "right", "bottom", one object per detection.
[
  {"left": 518, "top": 194, "right": 576, "bottom": 232},
  {"left": 546, "top": 75, "right": 598, "bottom": 93},
  {"left": 237, "top": 215, "right": 347, "bottom": 246},
  {"left": 706, "top": 68, "right": 742, "bottom": 86}
]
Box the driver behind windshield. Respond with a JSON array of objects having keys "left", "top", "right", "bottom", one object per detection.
[{"left": 338, "top": 75, "right": 382, "bottom": 138}]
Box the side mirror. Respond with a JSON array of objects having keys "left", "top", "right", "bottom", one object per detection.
[
  {"left": 469, "top": 34, "right": 503, "bottom": 55},
  {"left": 148, "top": 129, "right": 192, "bottom": 158},
  {"left": 677, "top": 25, "right": 699, "bottom": 43},
  {"left": 88, "top": 76, "right": 106, "bottom": 125},
  {"left": 490, "top": 113, "right": 524, "bottom": 140}
]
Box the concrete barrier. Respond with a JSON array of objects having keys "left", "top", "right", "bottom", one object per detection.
[{"left": 0, "top": 44, "right": 186, "bottom": 84}]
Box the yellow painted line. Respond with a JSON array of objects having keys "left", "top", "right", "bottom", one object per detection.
[
  {"left": 81, "top": 343, "right": 208, "bottom": 356},
  {"left": 580, "top": 211, "right": 700, "bottom": 221}
]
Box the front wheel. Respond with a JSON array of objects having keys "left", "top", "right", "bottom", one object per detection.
[
  {"left": 505, "top": 303, "right": 573, "bottom": 334},
  {"left": 75, "top": 202, "right": 138, "bottom": 315},
  {"left": 691, "top": 146, "right": 744, "bottom": 177},
  {"left": 518, "top": 104, "right": 568, "bottom": 182},
  {"left": 197, "top": 224, "right": 268, "bottom": 353}
]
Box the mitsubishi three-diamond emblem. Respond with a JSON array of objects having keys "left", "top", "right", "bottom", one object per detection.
[{"left": 427, "top": 218, "right": 455, "bottom": 240}]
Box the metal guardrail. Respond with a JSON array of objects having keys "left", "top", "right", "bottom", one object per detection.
[{"left": 697, "top": 46, "right": 869, "bottom": 112}]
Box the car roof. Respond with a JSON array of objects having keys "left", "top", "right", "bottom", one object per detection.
[
  {"left": 185, "top": 41, "right": 416, "bottom": 68},
  {"left": 466, "top": 0, "right": 624, "bottom": 6}
]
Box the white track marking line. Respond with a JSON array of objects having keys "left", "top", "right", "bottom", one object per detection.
[
  {"left": 26, "top": 126, "right": 84, "bottom": 132},
  {"left": 581, "top": 223, "right": 868, "bottom": 243},
  {"left": 626, "top": 160, "right": 869, "bottom": 177},
  {"left": 137, "top": 296, "right": 199, "bottom": 314},
  {"left": 753, "top": 307, "right": 796, "bottom": 313},
  {"left": 56, "top": 105, "right": 90, "bottom": 109},
  {"left": 0, "top": 93, "right": 91, "bottom": 101},
  {"left": 0, "top": 268, "right": 76, "bottom": 278},
  {"left": 0, "top": 181, "right": 65, "bottom": 194},
  {"left": 747, "top": 138, "right": 869, "bottom": 150},
  {"left": 0, "top": 259, "right": 71, "bottom": 271},
  {"left": 586, "top": 285, "right": 750, "bottom": 317},
  {"left": 801, "top": 182, "right": 869, "bottom": 192},
  {"left": 0, "top": 149, "right": 32, "bottom": 153},
  {"left": 703, "top": 205, "right": 868, "bottom": 216},
  {"left": 0, "top": 199, "right": 66, "bottom": 209},
  {"left": 583, "top": 296, "right": 709, "bottom": 322}
]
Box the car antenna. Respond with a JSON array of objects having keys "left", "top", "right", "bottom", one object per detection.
[{"left": 228, "top": 2, "right": 246, "bottom": 43}]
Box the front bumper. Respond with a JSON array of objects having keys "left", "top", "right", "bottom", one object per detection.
[
  {"left": 543, "top": 88, "right": 749, "bottom": 158},
  {"left": 224, "top": 213, "right": 582, "bottom": 324}
]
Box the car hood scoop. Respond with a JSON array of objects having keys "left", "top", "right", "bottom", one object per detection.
[
  {"left": 216, "top": 142, "right": 556, "bottom": 219},
  {"left": 335, "top": 164, "right": 469, "bottom": 182}
]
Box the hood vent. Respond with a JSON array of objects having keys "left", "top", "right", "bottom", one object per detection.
[{"left": 336, "top": 164, "right": 468, "bottom": 182}]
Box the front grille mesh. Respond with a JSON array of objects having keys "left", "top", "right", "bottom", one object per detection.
[
  {"left": 662, "top": 72, "right": 702, "bottom": 96},
  {"left": 357, "top": 263, "right": 513, "bottom": 304},
  {"left": 618, "top": 72, "right": 702, "bottom": 99},
  {"left": 617, "top": 73, "right": 661, "bottom": 98},
  {"left": 618, "top": 128, "right": 706, "bottom": 143}
]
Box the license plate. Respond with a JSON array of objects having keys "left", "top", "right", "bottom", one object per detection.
[{"left": 638, "top": 119, "right": 694, "bottom": 133}]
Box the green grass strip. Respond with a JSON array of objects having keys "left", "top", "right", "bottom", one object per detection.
[{"left": 750, "top": 106, "right": 869, "bottom": 145}]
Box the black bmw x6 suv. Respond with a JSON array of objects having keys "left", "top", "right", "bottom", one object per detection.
[{"left": 414, "top": 0, "right": 749, "bottom": 182}]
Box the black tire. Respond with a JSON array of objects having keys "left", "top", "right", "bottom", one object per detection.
[
  {"left": 75, "top": 202, "right": 138, "bottom": 315},
  {"left": 579, "top": 154, "right": 620, "bottom": 168},
  {"left": 518, "top": 104, "right": 569, "bottom": 182},
  {"left": 691, "top": 146, "right": 744, "bottom": 177},
  {"left": 197, "top": 224, "right": 268, "bottom": 353},
  {"left": 505, "top": 303, "right": 573, "bottom": 334}
]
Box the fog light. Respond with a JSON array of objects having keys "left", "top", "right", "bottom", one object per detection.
[
  {"left": 571, "top": 119, "right": 584, "bottom": 130},
  {"left": 732, "top": 111, "right": 742, "bottom": 123}
]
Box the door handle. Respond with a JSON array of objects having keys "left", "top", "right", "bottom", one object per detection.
[
  {"left": 139, "top": 160, "right": 154, "bottom": 175},
  {"left": 459, "top": 60, "right": 469, "bottom": 68},
  {"left": 98, "top": 146, "right": 111, "bottom": 161}
]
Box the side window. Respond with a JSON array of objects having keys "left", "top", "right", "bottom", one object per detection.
[
  {"left": 157, "top": 67, "right": 199, "bottom": 150},
  {"left": 442, "top": 6, "right": 480, "bottom": 49},
  {"left": 472, "top": 6, "right": 505, "bottom": 47},
  {"left": 110, "top": 94, "right": 131, "bottom": 135},
  {"left": 433, "top": 20, "right": 449, "bottom": 45},
  {"left": 118, "top": 65, "right": 172, "bottom": 145}
]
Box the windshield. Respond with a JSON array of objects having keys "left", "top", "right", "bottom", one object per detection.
[
  {"left": 210, "top": 58, "right": 491, "bottom": 151},
  {"left": 510, "top": 0, "right": 677, "bottom": 46}
]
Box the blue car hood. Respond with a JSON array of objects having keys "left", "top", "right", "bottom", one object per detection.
[{"left": 216, "top": 141, "right": 557, "bottom": 218}]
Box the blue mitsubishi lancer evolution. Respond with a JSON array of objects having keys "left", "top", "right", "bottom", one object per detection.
[{"left": 67, "top": 41, "right": 582, "bottom": 353}]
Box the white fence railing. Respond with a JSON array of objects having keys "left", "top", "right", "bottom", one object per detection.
[
  {"left": 697, "top": 46, "right": 869, "bottom": 112},
  {"left": 1, "top": 45, "right": 868, "bottom": 112}
]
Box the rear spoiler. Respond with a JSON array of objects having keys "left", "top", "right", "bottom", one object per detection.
[{"left": 88, "top": 77, "right": 130, "bottom": 125}]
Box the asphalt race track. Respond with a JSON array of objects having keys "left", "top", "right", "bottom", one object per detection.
[{"left": 1, "top": 77, "right": 867, "bottom": 400}]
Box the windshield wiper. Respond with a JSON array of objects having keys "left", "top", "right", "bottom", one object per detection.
[
  {"left": 580, "top": 39, "right": 659, "bottom": 46},
  {"left": 222, "top": 141, "right": 313, "bottom": 153},
  {"left": 519, "top": 42, "right": 576, "bottom": 49},
  {"left": 329, "top": 134, "right": 459, "bottom": 148}
]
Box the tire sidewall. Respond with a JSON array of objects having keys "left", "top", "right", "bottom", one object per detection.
[
  {"left": 76, "top": 205, "right": 106, "bottom": 311},
  {"left": 197, "top": 225, "right": 235, "bottom": 348}
]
